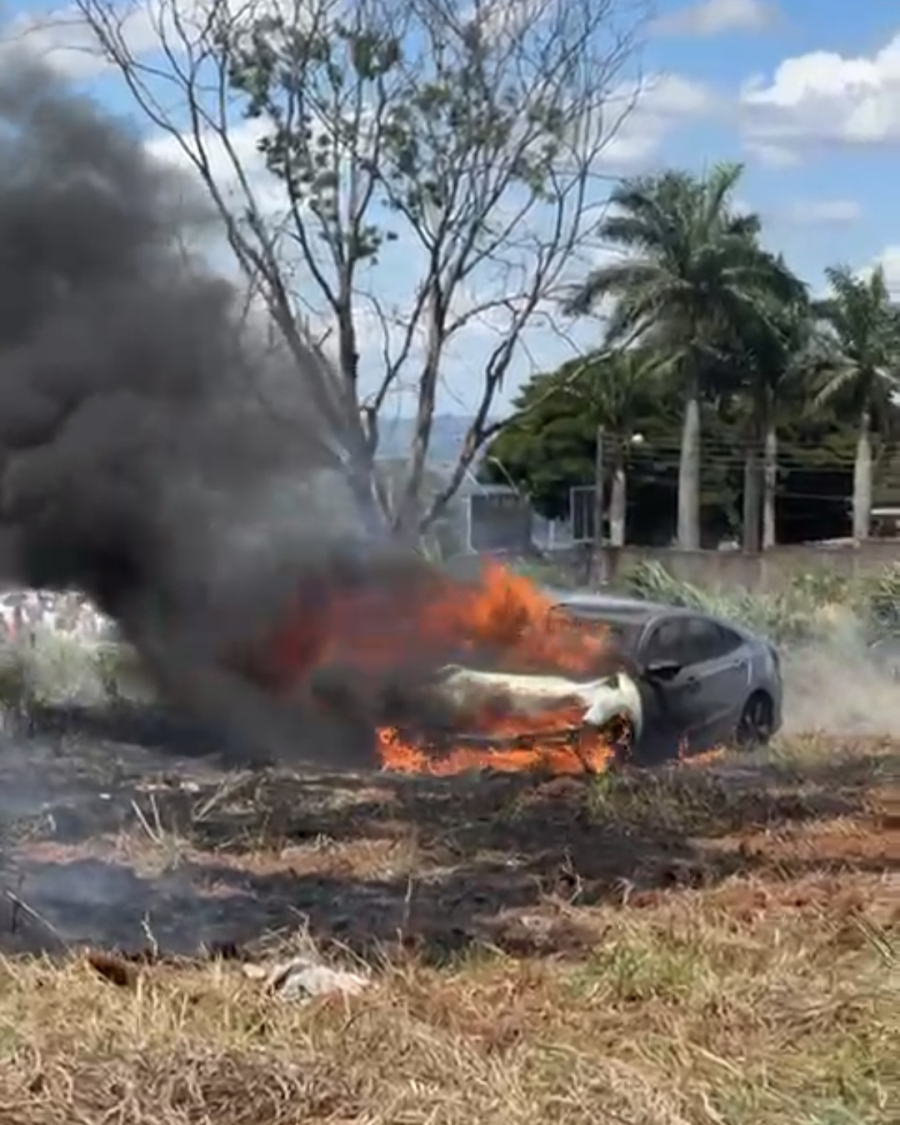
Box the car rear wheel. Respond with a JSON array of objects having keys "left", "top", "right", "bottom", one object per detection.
[{"left": 735, "top": 692, "right": 774, "bottom": 751}]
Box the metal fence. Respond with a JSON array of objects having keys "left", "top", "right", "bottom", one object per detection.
[
  {"left": 466, "top": 489, "right": 533, "bottom": 553},
  {"left": 569, "top": 484, "right": 596, "bottom": 544}
]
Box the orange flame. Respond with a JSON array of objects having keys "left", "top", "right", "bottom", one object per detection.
[
  {"left": 377, "top": 724, "right": 615, "bottom": 776},
  {"left": 256, "top": 560, "right": 617, "bottom": 776}
]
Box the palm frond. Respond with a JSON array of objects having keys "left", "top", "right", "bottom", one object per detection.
[
  {"left": 812, "top": 361, "right": 859, "bottom": 407},
  {"left": 563, "top": 261, "right": 672, "bottom": 316},
  {"left": 724, "top": 212, "right": 761, "bottom": 239},
  {"left": 597, "top": 215, "right": 667, "bottom": 251},
  {"left": 565, "top": 345, "right": 680, "bottom": 434},
  {"left": 702, "top": 160, "right": 745, "bottom": 226},
  {"left": 601, "top": 288, "right": 662, "bottom": 344},
  {"left": 869, "top": 264, "right": 889, "bottom": 305},
  {"left": 823, "top": 263, "right": 857, "bottom": 296}
]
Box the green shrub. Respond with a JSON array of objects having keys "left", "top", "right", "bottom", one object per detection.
[
  {"left": 512, "top": 557, "right": 586, "bottom": 590},
  {"left": 856, "top": 562, "right": 900, "bottom": 632},
  {"left": 616, "top": 559, "right": 890, "bottom": 648},
  {"left": 0, "top": 631, "right": 152, "bottom": 721}
]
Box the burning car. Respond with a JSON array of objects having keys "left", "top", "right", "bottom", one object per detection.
[
  {"left": 376, "top": 590, "right": 784, "bottom": 774},
  {"left": 246, "top": 562, "right": 782, "bottom": 776}
]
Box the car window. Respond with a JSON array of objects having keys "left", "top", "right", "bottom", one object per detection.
[
  {"left": 712, "top": 624, "right": 745, "bottom": 658},
  {"left": 643, "top": 618, "right": 692, "bottom": 664},
  {"left": 642, "top": 616, "right": 748, "bottom": 667},
  {"left": 681, "top": 619, "right": 726, "bottom": 663},
  {"left": 677, "top": 618, "right": 746, "bottom": 663}
]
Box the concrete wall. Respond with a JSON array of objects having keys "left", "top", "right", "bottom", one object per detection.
[{"left": 597, "top": 540, "right": 900, "bottom": 592}]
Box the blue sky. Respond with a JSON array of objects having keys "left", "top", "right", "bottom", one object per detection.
[
  {"left": 3, "top": 0, "right": 900, "bottom": 420},
  {"left": 643, "top": 0, "right": 900, "bottom": 297}
]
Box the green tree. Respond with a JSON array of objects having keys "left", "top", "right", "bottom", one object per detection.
[
  {"left": 564, "top": 162, "right": 800, "bottom": 550},
  {"left": 77, "top": 0, "right": 648, "bottom": 538},
  {"left": 814, "top": 263, "right": 900, "bottom": 541},
  {"left": 559, "top": 349, "right": 673, "bottom": 547},
  {"left": 483, "top": 350, "right": 692, "bottom": 544},
  {"left": 484, "top": 351, "right": 869, "bottom": 547}
]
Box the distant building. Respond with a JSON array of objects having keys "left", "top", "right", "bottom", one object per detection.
[{"left": 369, "top": 459, "right": 533, "bottom": 555}]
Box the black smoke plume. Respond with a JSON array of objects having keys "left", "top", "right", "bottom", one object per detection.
[{"left": 0, "top": 59, "right": 405, "bottom": 764}]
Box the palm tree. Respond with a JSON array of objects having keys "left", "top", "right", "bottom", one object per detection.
[
  {"left": 565, "top": 163, "right": 800, "bottom": 549},
  {"left": 562, "top": 348, "right": 672, "bottom": 550},
  {"left": 815, "top": 264, "right": 900, "bottom": 541},
  {"left": 758, "top": 300, "right": 821, "bottom": 549}
]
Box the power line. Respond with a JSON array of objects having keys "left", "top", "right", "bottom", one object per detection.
[
  {"left": 588, "top": 457, "right": 860, "bottom": 476},
  {"left": 599, "top": 439, "right": 879, "bottom": 462},
  {"left": 569, "top": 482, "right": 854, "bottom": 504}
]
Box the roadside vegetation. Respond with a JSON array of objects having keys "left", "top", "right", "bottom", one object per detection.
[
  {"left": 620, "top": 559, "right": 900, "bottom": 646},
  {"left": 512, "top": 556, "right": 900, "bottom": 647},
  {"left": 484, "top": 167, "right": 900, "bottom": 553}
]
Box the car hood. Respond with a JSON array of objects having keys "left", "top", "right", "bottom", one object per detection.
[{"left": 433, "top": 664, "right": 643, "bottom": 735}]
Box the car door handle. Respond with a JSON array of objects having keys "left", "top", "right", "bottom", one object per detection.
[{"left": 684, "top": 676, "right": 700, "bottom": 690}]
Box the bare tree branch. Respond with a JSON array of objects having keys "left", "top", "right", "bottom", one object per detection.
[{"left": 67, "top": 0, "right": 651, "bottom": 537}]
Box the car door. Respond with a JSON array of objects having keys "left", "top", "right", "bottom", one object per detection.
[
  {"left": 682, "top": 618, "right": 752, "bottom": 745},
  {"left": 638, "top": 616, "right": 698, "bottom": 756},
  {"left": 640, "top": 615, "right": 749, "bottom": 753}
]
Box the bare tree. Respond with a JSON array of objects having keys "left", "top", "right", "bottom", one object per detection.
[{"left": 73, "top": 0, "right": 649, "bottom": 537}]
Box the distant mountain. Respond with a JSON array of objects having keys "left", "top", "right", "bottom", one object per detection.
[{"left": 375, "top": 415, "right": 480, "bottom": 466}]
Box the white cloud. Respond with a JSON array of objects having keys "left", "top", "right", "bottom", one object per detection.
[
  {"left": 741, "top": 31, "right": 900, "bottom": 156},
  {"left": 0, "top": 1, "right": 162, "bottom": 78},
  {"left": 144, "top": 116, "right": 289, "bottom": 215},
  {"left": 783, "top": 199, "right": 862, "bottom": 225},
  {"left": 141, "top": 69, "right": 716, "bottom": 267},
  {"left": 655, "top": 0, "right": 775, "bottom": 37},
  {"left": 4, "top": 2, "right": 711, "bottom": 177},
  {"left": 139, "top": 66, "right": 714, "bottom": 415},
  {"left": 743, "top": 140, "right": 801, "bottom": 168},
  {"left": 12, "top": 0, "right": 711, "bottom": 419},
  {"left": 601, "top": 73, "right": 718, "bottom": 167},
  {"left": 866, "top": 247, "right": 900, "bottom": 298},
  {"left": 0, "top": 0, "right": 302, "bottom": 79},
  {"left": 469, "top": 0, "right": 549, "bottom": 44}
]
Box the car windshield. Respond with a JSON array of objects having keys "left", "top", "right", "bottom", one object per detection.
[{"left": 548, "top": 604, "right": 645, "bottom": 655}]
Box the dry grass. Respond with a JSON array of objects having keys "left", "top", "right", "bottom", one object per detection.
[{"left": 0, "top": 734, "right": 896, "bottom": 1125}]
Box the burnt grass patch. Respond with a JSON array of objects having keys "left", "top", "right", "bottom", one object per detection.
[{"left": 0, "top": 726, "right": 894, "bottom": 962}]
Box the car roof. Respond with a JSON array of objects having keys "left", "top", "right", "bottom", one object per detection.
[
  {"left": 545, "top": 589, "right": 678, "bottom": 620},
  {"left": 546, "top": 589, "right": 756, "bottom": 640}
]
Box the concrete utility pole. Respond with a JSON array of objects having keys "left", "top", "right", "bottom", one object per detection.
[{"left": 592, "top": 424, "right": 606, "bottom": 585}]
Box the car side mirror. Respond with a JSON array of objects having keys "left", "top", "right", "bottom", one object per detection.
[{"left": 644, "top": 659, "right": 682, "bottom": 681}]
